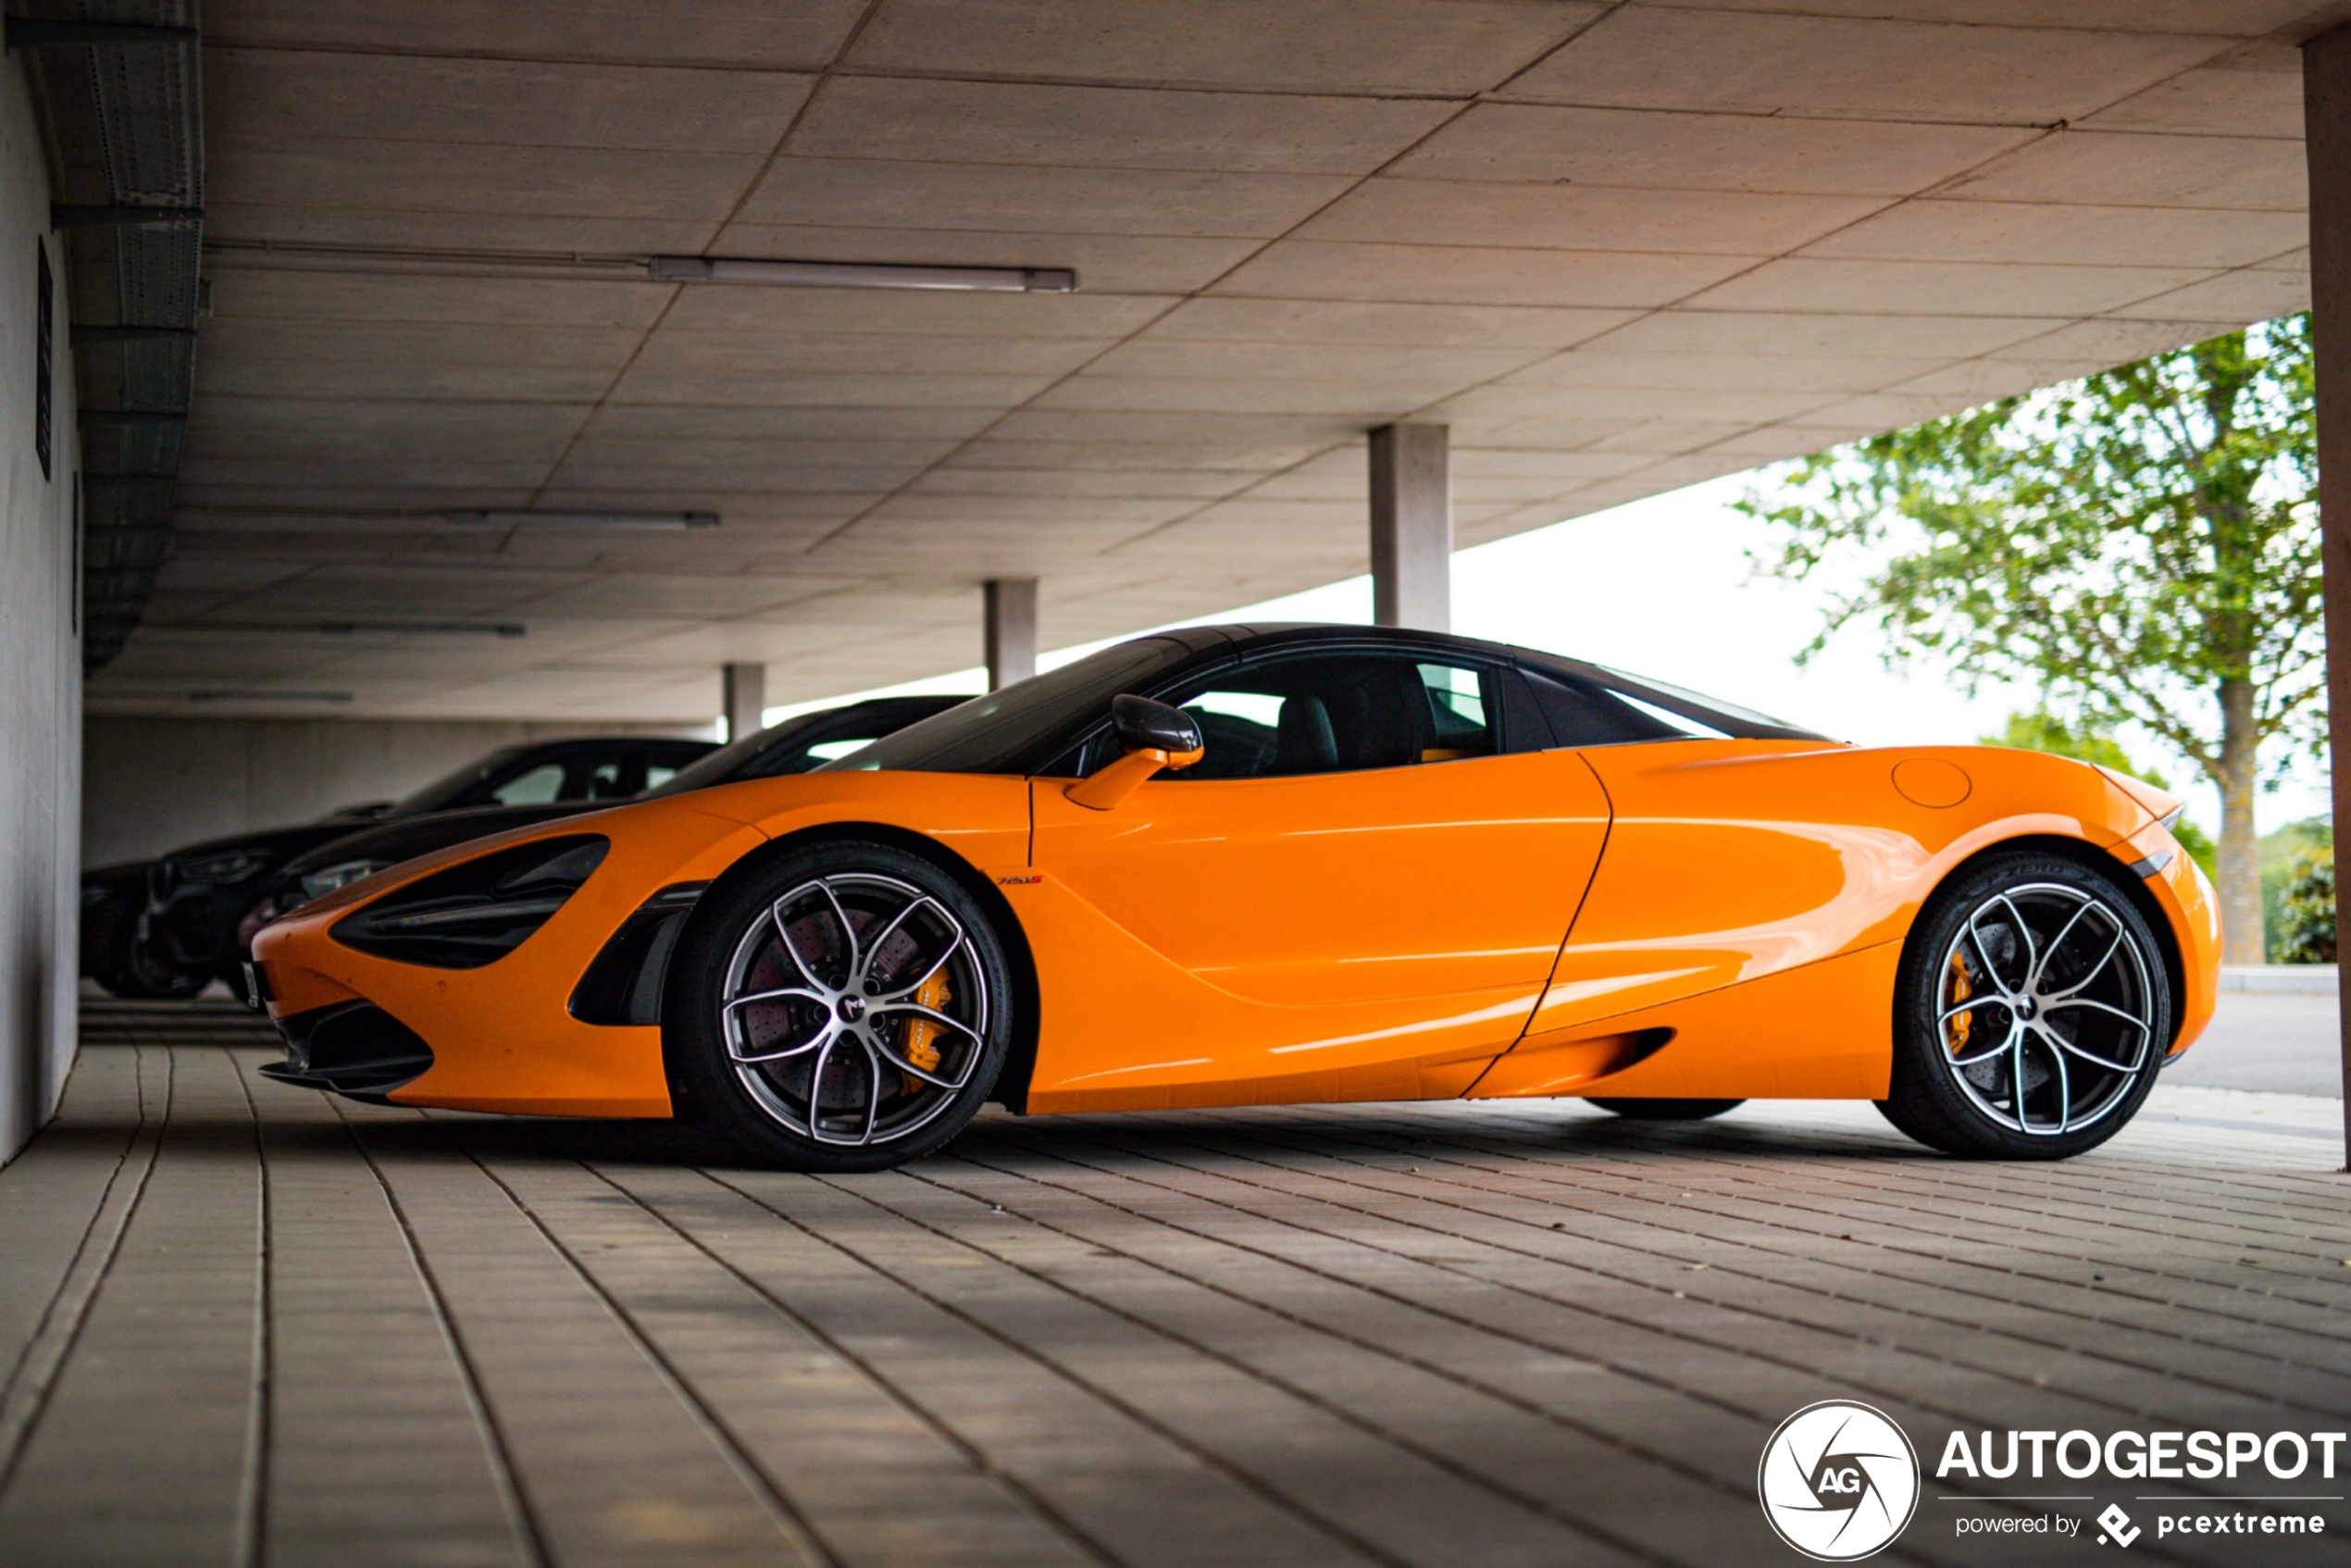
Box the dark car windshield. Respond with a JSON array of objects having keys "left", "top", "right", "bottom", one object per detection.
[
  {"left": 644, "top": 698, "right": 967, "bottom": 797},
  {"left": 647, "top": 712, "right": 835, "bottom": 798},
  {"left": 385, "top": 745, "right": 535, "bottom": 816},
  {"left": 825, "top": 638, "right": 1200, "bottom": 775}
]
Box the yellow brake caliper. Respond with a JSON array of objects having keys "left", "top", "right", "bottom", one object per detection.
[
  {"left": 901, "top": 968, "right": 950, "bottom": 1091},
  {"left": 1946, "top": 949, "right": 1972, "bottom": 1057}
]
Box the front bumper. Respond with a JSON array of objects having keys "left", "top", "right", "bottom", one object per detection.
[{"left": 257, "top": 1001, "right": 434, "bottom": 1101}]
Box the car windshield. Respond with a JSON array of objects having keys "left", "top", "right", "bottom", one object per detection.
[
  {"left": 644, "top": 714, "right": 830, "bottom": 799},
  {"left": 826, "top": 638, "right": 1198, "bottom": 775},
  {"left": 384, "top": 745, "right": 535, "bottom": 817}
]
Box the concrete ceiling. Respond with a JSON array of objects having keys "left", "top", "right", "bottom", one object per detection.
[{"left": 91, "top": 0, "right": 2337, "bottom": 720}]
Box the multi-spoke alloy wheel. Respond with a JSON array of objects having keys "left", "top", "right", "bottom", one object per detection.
[
  {"left": 665, "top": 841, "right": 1013, "bottom": 1171},
  {"left": 722, "top": 873, "right": 986, "bottom": 1146},
  {"left": 1881, "top": 852, "right": 2171, "bottom": 1160}
]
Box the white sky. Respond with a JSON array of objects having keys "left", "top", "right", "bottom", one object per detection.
[{"left": 765, "top": 474, "right": 2329, "bottom": 839}]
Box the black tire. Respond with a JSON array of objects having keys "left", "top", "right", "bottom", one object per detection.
[
  {"left": 96, "top": 924, "right": 209, "bottom": 1001},
  {"left": 663, "top": 839, "right": 1014, "bottom": 1172},
  {"left": 1877, "top": 850, "right": 2171, "bottom": 1160},
  {"left": 1586, "top": 1098, "right": 1745, "bottom": 1122}
]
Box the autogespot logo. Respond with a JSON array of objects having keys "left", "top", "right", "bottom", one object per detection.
[{"left": 1759, "top": 1400, "right": 1922, "bottom": 1561}]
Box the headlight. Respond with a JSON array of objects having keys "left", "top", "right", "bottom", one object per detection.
[
  {"left": 180, "top": 852, "right": 272, "bottom": 885},
  {"left": 300, "top": 860, "right": 391, "bottom": 902}
]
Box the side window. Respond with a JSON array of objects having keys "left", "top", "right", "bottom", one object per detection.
[
  {"left": 1417, "top": 664, "right": 1489, "bottom": 759},
  {"left": 490, "top": 763, "right": 566, "bottom": 804},
  {"left": 644, "top": 765, "right": 680, "bottom": 790},
  {"left": 1163, "top": 653, "right": 1499, "bottom": 780},
  {"left": 1523, "top": 670, "right": 1689, "bottom": 747},
  {"left": 578, "top": 760, "right": 631, "bottom": 800}
]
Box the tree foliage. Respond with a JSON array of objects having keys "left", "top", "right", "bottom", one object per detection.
[
  {"left": 1741, "top": 318, "right": 2321, "bottom": 769},
  {"left": 2276, "top": 852, "right": 2336, "bottom": 965},
  {"left": 1740, "top": 317, "right": 2321, "bottom": 960}
]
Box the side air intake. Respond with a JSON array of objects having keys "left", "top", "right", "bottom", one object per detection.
[
  {"left": 331, "top": 836, "right": 607, "bottom": 969},
  {"left": 568, "top": 882, "right": 707, "bottom": 1026}
]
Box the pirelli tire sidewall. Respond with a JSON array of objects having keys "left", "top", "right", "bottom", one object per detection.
[
  {"left": 1881, "top": 849, "right": 2171, "bottom": 1162},
  {"left": 661, "top": 836, "right": 1014, "bottom": 1172}
]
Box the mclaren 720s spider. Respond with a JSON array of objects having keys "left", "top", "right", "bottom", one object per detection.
[{"left": 251, "top": 624, "right": 2219, "bottom": 1171}]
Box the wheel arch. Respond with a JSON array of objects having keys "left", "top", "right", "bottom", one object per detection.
[
  {"left": 674, "top": 818, "right": 1045, "bottom": 1114},
  {"left": 1907, "top": 831, "right": 2185, "bottom": 1052}
]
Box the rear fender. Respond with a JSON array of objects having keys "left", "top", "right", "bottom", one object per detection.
[{"left": 1502, "top": 741, "right": 2175, "bottom": 1098}]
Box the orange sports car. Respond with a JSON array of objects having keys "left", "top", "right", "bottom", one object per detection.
[{"left": 251, "top": 624, "right": 2219, "bottom": 1171}]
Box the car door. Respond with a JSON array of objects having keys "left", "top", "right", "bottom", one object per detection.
[
  {"left": 1025, "top": 646, "right": 1612, "bottom": 1110},
  {"left": 1476, "top": 673, "right": 1882, "bottom": 1100}
]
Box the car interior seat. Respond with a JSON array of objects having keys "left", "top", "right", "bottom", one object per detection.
[{"left": 1273, "top": 694, "right": 1339, "bottom": 774}]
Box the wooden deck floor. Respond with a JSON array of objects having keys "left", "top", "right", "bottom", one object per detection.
[{"left": 3, "top": 1000, "right": 2346, "bottom": 1567}]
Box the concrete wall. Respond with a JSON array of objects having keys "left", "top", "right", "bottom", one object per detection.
[
  {"left": 1, "top": 56, "right": 80, "bottom": 1162},
  {"left": 83, "top": 716, "right": 716, "bottom": 866}
]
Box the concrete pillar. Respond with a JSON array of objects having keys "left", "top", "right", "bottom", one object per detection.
[
  {"left": 1369, "top": 423, "right": 1451, "bottom": 632},
  {"left": 2305, "top": 26, "right": 2351, "bottom": 1159},
  {"left": 985, "top": 579, "right": 1038, "bottom": 691},
  {"left": 721, "top": 662, "right": 765, "bottom": 743}
]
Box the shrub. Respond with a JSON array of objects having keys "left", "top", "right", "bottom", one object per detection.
[{"left": 2275, "top": 850, "right": 2336, "bottom": 964}]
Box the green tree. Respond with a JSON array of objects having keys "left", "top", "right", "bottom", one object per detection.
[
  {"left": 1981, "top": 711, "right": 2218, "bottom": 879},
  {"left": 2276, "top": 851, "right": 2336, "bottom": 964},
  {"left": 2260, "top": 817, "right": 2332, "bottom": 961},
  {"left": 1742, "top": 319, "right": 2322, "bottom": 964}
]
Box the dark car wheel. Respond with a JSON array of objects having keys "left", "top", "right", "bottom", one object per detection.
[
  {"left": 1587, "top": 1098, "right": 1745, "bottom": 1122},
  {"left": 95, "top": 925, "right": 210, "bottom": 1001},
  {"left": 1878, "top": 851, "right": 2171, "bottom": 1161},
  {"left": 664, "top": 840, "right": 1013, "bottom": 1173}
]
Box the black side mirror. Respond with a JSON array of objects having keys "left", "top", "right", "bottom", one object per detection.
[{"left": 1112, "top": 694, "right": 1202, "bottom": 757}]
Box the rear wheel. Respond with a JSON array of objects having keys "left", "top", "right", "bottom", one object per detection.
[
  {"left": 1878, "top": 851, "right": 2170, "bottom": 1160},
  {"left": 664, "top": 840, "right": 1012, "bottom": 1172},
  {"left": 1586, "top": 1098, "right": 1744, "bottom": 1122}
]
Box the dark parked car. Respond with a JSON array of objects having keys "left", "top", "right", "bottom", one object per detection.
[
  {"left": 238, "top": 696, "right": 968, "bottom": 988},
  {"left": 93, "top": 735, "right": 715, "bottom": 997},
  {"left": 81, "top": 796, "right": 395, "bottom": 999},
  {"left": 82, "top": 860, "right": 207, "bottom": 999}
]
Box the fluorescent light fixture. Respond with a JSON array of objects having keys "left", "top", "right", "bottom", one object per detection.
[
  {"left": 650, "top": 256, "right": 1076, "bottom": 293},
  {"left": 318, "top": 621, "right": 525, "bottom": 639},
  {"left": 188, "top": 691, "right": 354, "bottom": 704},
  {"left": 445, "top": 509, "right": 718, "bottom": 530}
]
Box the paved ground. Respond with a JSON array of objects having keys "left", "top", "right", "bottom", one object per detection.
[
  {"left": 2171, "top": 990, "right": 2345, "bottom": 1098},
  {"left": 3, "top": 1001, "right": 2347, "bottom": 1568}
]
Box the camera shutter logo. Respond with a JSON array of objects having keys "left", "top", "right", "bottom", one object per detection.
[{"left": 1758, "top": 1400, "right": 1921, "bottom": 1561}]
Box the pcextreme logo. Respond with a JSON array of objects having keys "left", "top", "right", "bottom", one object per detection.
[{"left": 1758, "top": 1400, "right": 1922, "bottom": 1561}]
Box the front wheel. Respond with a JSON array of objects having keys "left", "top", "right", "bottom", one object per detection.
[
  {"left": 97, "top": 925, "right": 210, "bottom": 1001},
  {"left": 1877, "top": 852, "right": 2171, "bottom": 1160},
  {"left": 664, "top": 840, "right": 1013, "bottom": 1172}
]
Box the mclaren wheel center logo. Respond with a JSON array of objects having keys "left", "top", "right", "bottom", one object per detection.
[{"left": 1760, "top": 1400, "right": 1922, "bottom": 1561}]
